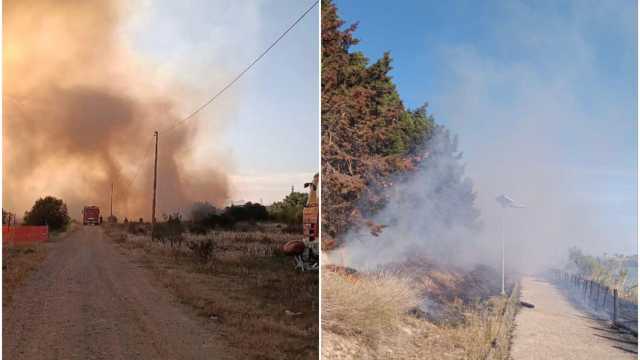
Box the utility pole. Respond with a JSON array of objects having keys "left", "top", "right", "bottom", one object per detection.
[
  {"left": 110, "top": 182, "right": 114, "bottom": 219},
  {"left": 151, "top": 131, "right": 159, "bottom": 239}
]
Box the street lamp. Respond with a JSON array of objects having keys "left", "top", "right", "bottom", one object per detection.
[{"left": 496, "top": 194, "right": 525, "bottom": 295}]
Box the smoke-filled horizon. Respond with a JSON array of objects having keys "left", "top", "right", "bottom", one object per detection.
[{"left": 3, "top": 0, "right": 230, "bottom": 221}]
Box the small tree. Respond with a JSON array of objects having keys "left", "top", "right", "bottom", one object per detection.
[
  {"left": 269, "top": 192, "right": 308, "bottom": 225},
  {"left": 23, "top": 196, "right": 70, "bottom": 231},
  {"left": 153, "top": 213, "right": 185, "bottom": 247},
  {"left": 190, "top": 201, "right": 218, "bottom": 223}
]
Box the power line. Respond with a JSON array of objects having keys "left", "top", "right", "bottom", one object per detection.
[
  {"left": 73, "top": 1, "right": 318, "bottom": 220},
  {"left": 160, "top": 0, "right": 318, "bottom": 135}
]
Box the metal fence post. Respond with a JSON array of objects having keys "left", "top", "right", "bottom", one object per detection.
[{"left": 613, "top": 289, "right": 618, "bottom": 324}]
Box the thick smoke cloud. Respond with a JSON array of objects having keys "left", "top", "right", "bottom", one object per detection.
[
  {"left": 3, "top": 0, "right": 230, "bottom": 220},
  {"left": 335, "top": 130, "right": 484, "bottom": 271}
]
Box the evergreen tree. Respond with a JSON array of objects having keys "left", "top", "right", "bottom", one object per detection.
[{"left": 321, "top": 0, "right": 435, "bottom": 243}]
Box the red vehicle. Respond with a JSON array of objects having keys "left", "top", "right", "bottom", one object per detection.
[{"left": 82, "top": 206, "right": 100, "bottom": 225}]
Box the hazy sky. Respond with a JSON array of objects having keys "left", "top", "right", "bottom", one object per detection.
[
  {"left": 335, "top": 0, "right": 637, "bottom": 256},
  {"left": 123, "top": 0, "right": 319, "bottom": 204}
]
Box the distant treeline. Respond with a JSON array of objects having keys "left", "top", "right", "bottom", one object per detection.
[
  {"left": 566, "top": 246, "right": 637, "bottom": 298},
  {"left": 186, "top": 192, "right": 308, "bottom": 233}
]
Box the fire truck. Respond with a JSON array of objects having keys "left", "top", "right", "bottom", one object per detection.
[{"left": 82, "top": 206, "right": 100, "bottom": 226}]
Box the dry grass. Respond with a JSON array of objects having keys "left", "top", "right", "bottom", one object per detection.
[
  {"left": 106, "top": 225, "right": 318, "bottom": 360},
  {"left": 2, "top": 244, "right": 47, "bottom": 307},
  {"left": 322, "top": 270, "right": 418, "bottom": 340},
  {"left": 321, "top": 267, "right": 519, "bottom": 360}
]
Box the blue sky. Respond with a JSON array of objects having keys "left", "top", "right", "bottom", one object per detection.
[
  {"left": 123, "top": 0, "right": 319, "bottom": 204},
  {"left": 335, "top": 0, "right": 637, "bottom": 256}
]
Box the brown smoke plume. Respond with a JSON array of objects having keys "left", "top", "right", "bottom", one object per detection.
[{"left": 3, "top": 0, "right": 230, "bottom": 221}]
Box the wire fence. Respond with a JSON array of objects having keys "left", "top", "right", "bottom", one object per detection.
[{"left": 551, "top": 270, "right": 637, "bottom": 335}]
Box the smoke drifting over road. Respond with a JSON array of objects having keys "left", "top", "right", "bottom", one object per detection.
[{"left": 3, "top": 0, "right": 230, "bottom": 220}]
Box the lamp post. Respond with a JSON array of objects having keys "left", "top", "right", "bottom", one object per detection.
[{"left": 496, "top": 194, "right": 525, "bottom": 296}]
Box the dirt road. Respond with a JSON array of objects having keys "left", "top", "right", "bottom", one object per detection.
[
  {"left": 512, "top": 276, "right": 637, "bottom": 360},
  {"left": 3, "top": 226, "right": 234, "bottom": 360}
]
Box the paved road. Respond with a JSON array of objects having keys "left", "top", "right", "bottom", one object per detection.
[
  {"left": 3, "top": 226, "right": 233, "bottom": 360},
  {"left": 512, "top": 276, "right": 637, "bottom": 360}
]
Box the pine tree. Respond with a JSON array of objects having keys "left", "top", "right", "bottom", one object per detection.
[{"left": 321, "top": 0, "right": 435, "bottom": 245}]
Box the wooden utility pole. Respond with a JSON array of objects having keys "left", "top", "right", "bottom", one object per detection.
[
  {"left": 151, "top": 131, "right": 159, "bottom": 239},
  {"left": 110, "top": 182, "right": 114, "bottom": 218}
]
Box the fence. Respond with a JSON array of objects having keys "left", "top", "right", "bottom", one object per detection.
[
  {"left": 2, "top": 226, "right": 49, "bottom": 245},
  {"left": 551, "top": 270, "right": 637, "bottom": 335}
]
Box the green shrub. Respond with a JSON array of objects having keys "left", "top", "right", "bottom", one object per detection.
[{"left": 23, "top": 196, "right": 70, "bottom": 231}]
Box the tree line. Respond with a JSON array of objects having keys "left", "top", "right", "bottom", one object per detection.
[{"left": 4, "top": 190, "right": 309, "bottom": 233}]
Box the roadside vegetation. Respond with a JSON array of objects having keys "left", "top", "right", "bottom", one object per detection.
[
  {"left": 322, "top": 268, "right": 519, "bottom": 359},
  {"left": 565, "top": 247, "right": 637, "bottom": 302},
  {"left": 105, "top": 194, "right": 317, "bottom": 360},
  {"left": 2, "top": 244, "right": 47, "bottom": 307}
]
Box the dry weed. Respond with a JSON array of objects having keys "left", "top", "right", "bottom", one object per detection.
[
  {"left": 322, "top": 270, "right": 418, "bottom": 341},
  {"left": 322, "top": 267, "right": 519, "bottom": 360}
]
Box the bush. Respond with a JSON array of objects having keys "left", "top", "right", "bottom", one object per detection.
[
  {"left": 187, "top": 239, "right": 215, "bottom": 263},
  {"left": 23, "top": 196, "right": 70, "bottom": 231},
  {"left": 188, "top": 222, "right": 209, "bottom": 235},
  {"left": 153, "top": 213, "right": 185, "bottom": 247},
  {"left": 127, "top": 221, "right": 146, "bottom": 235},
  {"left": 225, "top": 202, "right": 269, "bottom": 223},
  {"left": 189, "top": 201, "right": 218, "bottom": 223},
  {"left": 192, "top": 203, "right": 269, "bottom": 231},
  {"left": 269, "top": 192, "right": 307, "bottom": 225}
]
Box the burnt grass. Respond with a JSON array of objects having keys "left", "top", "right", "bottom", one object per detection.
[{"left": 105, "top": 224, "right": 318, "bottom": 360}]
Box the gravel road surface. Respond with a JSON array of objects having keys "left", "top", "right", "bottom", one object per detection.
[{"left": 3, "top": 226, "right": 234, "bottom": 360}]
